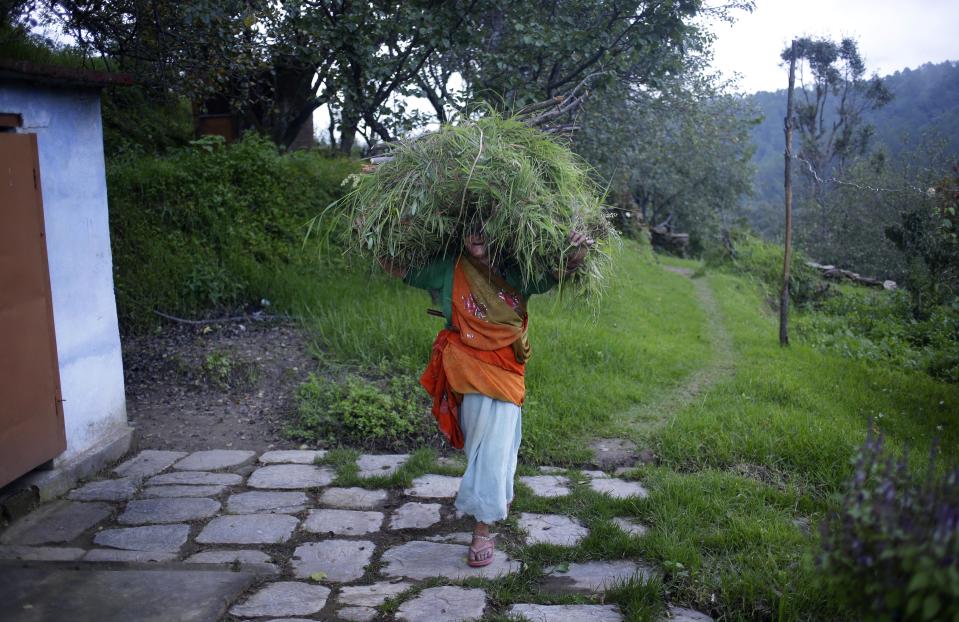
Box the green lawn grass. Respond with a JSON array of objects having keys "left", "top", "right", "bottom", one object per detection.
[
  {"left": 643, "top": 261, "right": 959, "bottom": 621},
  {"left": 264, "top": 239, "right": 713, "bottom": 463}
]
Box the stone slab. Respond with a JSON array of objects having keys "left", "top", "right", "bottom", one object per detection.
[
  {"left": 396, "top": 586, "right": 486, "bottom": 622},
  {"left": 0, "top": 566, "right": 255, "bottom": 622},
  {"left": 662, "top": 606, "right": 714, "bottom": 621},
  {"left": 519, "top": 512, "right": 589, "bottom": 546},
  {"left": 612, "top": 517, "right": 649, "bottom": 537},
  {"left": 381, "top": 540, "right": 521, "bottom": 581},
  {"left": 541, "top": 560, "right": 655, "bottom": 594},
  {"left": 0, "top": 545, "right": 86, "bottom": 561},
  {"left": 184, "top": 549, "right": 278, "bottom": 574},
  {"left": 174, "top": 450, "right": 257, "bottom": 471},
  {"left": 589, "top": 438, "right": 638, "bottom": 469},
  {"left": 186, "top": 549, "right": 272, "bottom": 564},
  {"left": 0, "top": 500, "right": 112, "bottom": 545},
  {"left": 67, "top": 477, "right": 139, "bottom": 502},
  {"left": 436, "top": 456, "right": 466, "bottom": 468},
  {"left": 389, "top": 502, "right": 441, "bottom": 530},
  {"left": 519, "top": 475, "right": 570, "bottom": 498},
  {"left": 118, "top": 497, "right": 221, "bottom": 525},
  {"left": 338, "top": 581, "right": 413, "bottom": 607},
  {"left": 589, "top": 478, "right": 649, "bottom": 499},
  {"left": 580, "top": 470, "right": 609, "bottom": 479},
  {"left": 227, "top": 491, "right": 309, "bottom": 514},
  {"left": 140, "top": 484, "right": 228, "bottom": 498},
  {"left": 291, "top": 540, "right": 374, "bottom": 582},
  {"left": 424, "top": 532, "right": 474, "bottom": 545},
  {"left": 319, "top": 487, "right": 389, "bottom": 509},
  {"left": 258, "top": 450, "right": 326, "bottom": 464},
  {"left": 94, "top": 524, "right": 190, "bottom": 552},
  {"left": 403, "top": 474, "right": 462, "bottom": 498},
  {"left": 538, "top": 466, "right": 566, "bottom": 474},
  {"left": 302, "top": 509, "right": 384, "bottom": 536},
  {"left": 114, "top": 450, "right": 188, "bottom": 478},
  {"left": 82, "top": 549, "right": 177, "bottom": 562},
  {"left": 248, "top": 464, "right": 334, "bottom": 489},
  {"left": 339, "top": 606, "right": 377, "bottom": 621},
  {"left": 146, "top": 471, "right": 243, "bottom": 486},
  {"left": 508, "top": 604, "right": 624, "bottom": 622},
  {"left": 356, "top": 453, "right": 409, "bottom": 478},
  {"left": 230, "top": 581, "right": 331, "bottom": 618},
  {"left": 196, "top": 514, "right": 299, "bottom": 544}
]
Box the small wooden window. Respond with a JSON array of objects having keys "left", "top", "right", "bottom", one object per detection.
[{"left": 0, "top": 112, "right": 23, "bottom": 131}]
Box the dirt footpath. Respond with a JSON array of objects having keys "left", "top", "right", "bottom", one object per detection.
[{"left": 122, "top": 320, "right": 318, "bottom": 452}]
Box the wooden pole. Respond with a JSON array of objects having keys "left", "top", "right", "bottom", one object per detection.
[{"left": 780, "top": 40, "right": 797, "bottom": 347}]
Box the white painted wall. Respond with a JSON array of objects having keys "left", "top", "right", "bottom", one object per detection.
[{"left": 0, "top": 82, "right": 128, "bottom": 464}]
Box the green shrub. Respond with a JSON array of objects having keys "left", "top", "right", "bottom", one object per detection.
[
  {"left": 796, "top": 288, "right": 959, "bottom": 382},
  {"left": 821, "top": 428, "right": 959, "bottom": 621},
  {"left": 101, "top": 86, "right": 194, "bottom": 158},
  {"left": 108, "top": 134, "right": 358, "bottom": 330},
  {"left": 287, "top": 372, "right": 432, "bottom": 450},
  {"left": 705, "top": 229, "right": 822, "bottom": 305}
]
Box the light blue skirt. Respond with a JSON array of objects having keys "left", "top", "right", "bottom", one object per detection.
[{"left": 453, "top": 393, "right": 522, "bottom": 523}]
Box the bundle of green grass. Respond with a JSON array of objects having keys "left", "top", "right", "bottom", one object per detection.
[{"left": 332, "top": 112, "right": 617, "bottom": 300}]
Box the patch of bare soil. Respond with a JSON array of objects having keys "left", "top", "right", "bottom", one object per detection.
[{"left": 122, "top": 319, "right": 319, "bottom": 452}]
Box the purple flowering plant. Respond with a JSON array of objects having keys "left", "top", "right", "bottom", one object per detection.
[{"left": 820, "top": 423, "right": 959, "bottom": 621}]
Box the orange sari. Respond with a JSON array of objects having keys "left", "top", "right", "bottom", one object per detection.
[{"left": 419, "top": 256, "right": 531, "bottom": 448}]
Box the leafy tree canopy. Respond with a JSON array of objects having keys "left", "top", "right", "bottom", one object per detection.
[{"left": 17, "top": 0, "right": 752, "bottom": 151}]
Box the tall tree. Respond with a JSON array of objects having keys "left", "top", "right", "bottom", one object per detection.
[
  {"left": 780, "top": 36, "right": 892, "bottom": 252},
  {"left": 319, "top": 0, "right": 479, "bottom": 152},
  {"left": 575, "top": 55, "right": 757, "bottom": 250},
  {"left": 416, "top": 0, "right": 753, "bottom": 116},
  {"left": 781, "top": 38, "right": 797, "bottom": 346},
  {"left": 36, "top": 0, "right": 481, "bottom": 149},
  {"left": 42, "top": 0, "right": 329, "bottom": 146}
]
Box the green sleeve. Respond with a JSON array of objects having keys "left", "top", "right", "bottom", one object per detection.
[{"left": 404, "top": 256, "right": 454, "bottom": 291}]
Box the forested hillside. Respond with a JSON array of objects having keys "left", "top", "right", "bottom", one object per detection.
[{"left": 741, "top": 60, "right": 959, "bottom": 239}]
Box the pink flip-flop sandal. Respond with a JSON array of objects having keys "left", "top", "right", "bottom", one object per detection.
[{"left": 467, "top": 533, "right": 497, "bottom": 567}]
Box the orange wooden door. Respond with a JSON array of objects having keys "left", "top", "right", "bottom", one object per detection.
[{"left": 0, "top": 132, "right": 66, "bottom": 487}]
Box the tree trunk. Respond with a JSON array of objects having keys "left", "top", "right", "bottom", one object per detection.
[
  {"left": 338, "top": 110, "right": 358, "bottom": 154},
  {"left": 781, "top": 40, "right": 797, "bottom": 347},
  {"left": 327, "top": 103, "right": 336, "bottom": 149},
  {"left": 265, "top": 59, "right": 323, "bottom": 149}
]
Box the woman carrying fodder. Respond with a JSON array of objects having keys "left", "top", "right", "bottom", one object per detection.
[{"left": 335, "top": 113, "right": 616, "bottom": 566}]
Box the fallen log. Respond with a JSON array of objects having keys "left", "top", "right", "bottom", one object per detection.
[{"left": 805, "top": 261, "right": 897, "bottom": 290}]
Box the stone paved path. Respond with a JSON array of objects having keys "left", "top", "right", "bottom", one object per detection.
[{"left": 0, "top": 449, "right": 714, "bottom": 622}]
